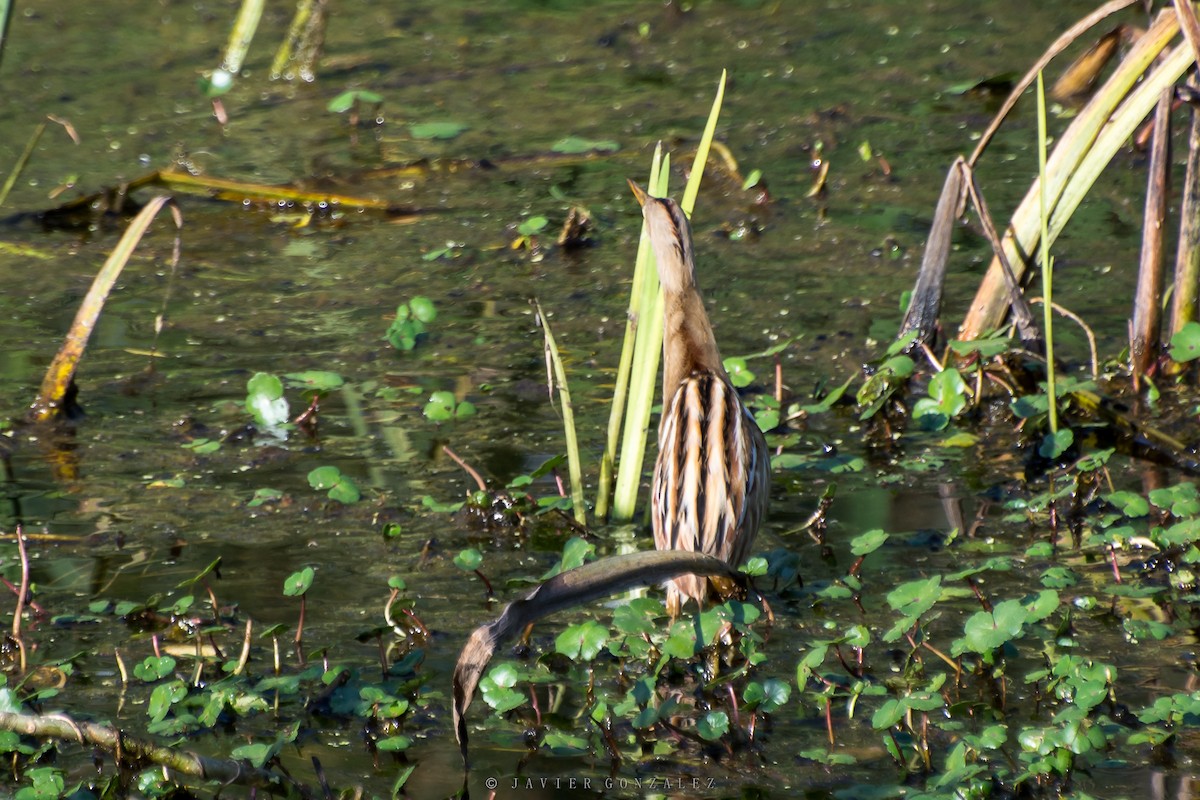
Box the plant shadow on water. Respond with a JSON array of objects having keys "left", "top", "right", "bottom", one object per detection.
[{"left": 2, "top": 1, "right": 1200, "bottom": 798}]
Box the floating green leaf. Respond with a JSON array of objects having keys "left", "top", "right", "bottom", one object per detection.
[
  {"left": 742, "top": 556, "right": 768, "bottom": 577},
  {"left": 744, "top": 678, "right": 790, "bottom": 713},
  {"left": 552, "top": 135, "right": 619, "bottom": 154},
  {"left": 424, "top": 390, "right": 475, "bottom": 421},
  {"left": 424, "top": 391, "right": 456, "bottom": 421},
  {"left": 327, "top": 89, "right": 382, "bottom": 113},
  {"left": 284, "top": 370, "right": 345, "bottom": 391},
  {"left": 409, "top": 121, "right": 468, "bottom": 140},
  {"left": 949, "top": 336, "right": 1010, "bottom": 358},
  {"left": 133, "top": 656, "right": 176, "bottom": 682},
  {"left": 886, "top": 576, "right": 942, "bottom": 617},
  {"left": 545, "top": 536, "right": 594, "bottom": 578},
  {"left": 1149, "top": 482, "right": 1200, "bottom": 517},
  {"left": 913, "top": 368, "right": 969, "bottom": 430},
  {"left": 1012, "top": 393, "right": 1049, "bottom": 419},
  {"left": 421, "top": 494, "right": 465, "bottom": 513},
  {"left": 555, "top": 620, "right": 608, "bottom": 661},
  {"left": 387, "top": 298, "right": 437, "bottom": 351},
  {"left": 1170, "top": 321, "right": 1200, "bottom": 362},
  {"left": 696, "top": 711, "right": 729, "bottom": 741},
  {"left": 283, "top": 567, "right": 314, "bottom": 597},
  {"left": 479, "top": 664, "right": 525, "bottom": 713},
  {"left": 246, "top": 372, "right": 288, "bottom": 431},
  {"left": 1106, "top": 490, "right": 1150, "bottom": 517},
  {"left": 850, "top": 529, "right": 889, "bottom": 556},
  {"left": 307, "top": 466, "right": 360, "bottom": 503},
  {"left": 613, "top": 598, "right": 660, "bottom": 636},
  {"left": 723, "top": 356, "right": 755, "bottom": 388},
  {"left": 1038, "top": 427, "right": 1073, "bottom": 459},
  {"left": 248, "top": 487, "right": 284, "bottom": 507},
  {"left": 147, "top": 680, "right": 187, "bottom": 723},
  {"left": 408, "top": 296, "right": 437, "bottom": 323},
  {"left": 517, "top": 216, "right": 549, "bottom": 236},
  {"left": 182, "top": 438, "right": 220, "bottom": 454},
  {"left": 454, "top": 548, "right": 483, "bottom": 571},
  {"left": 376, "top": 735, "right": 411, "bottom": 752},
  {"left": 16, "top": 767, "right": 65, "bottom": 799}
]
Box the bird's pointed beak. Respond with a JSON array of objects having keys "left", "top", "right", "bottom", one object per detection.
[{"left": 627, "top": 179, "right": 649, "bottom": 208}]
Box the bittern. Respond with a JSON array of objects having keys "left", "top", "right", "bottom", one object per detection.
[{"left": 630, "top": 181, "right": 770, "bottom": 617}]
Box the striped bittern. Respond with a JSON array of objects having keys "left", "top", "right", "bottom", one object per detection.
[{"left": 630, "top": 181, "right": 770, "bottom": 617}]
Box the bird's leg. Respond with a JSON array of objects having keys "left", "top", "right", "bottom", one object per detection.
[{"left": 665, "top": 588, "right": 682, "bottom": 623}]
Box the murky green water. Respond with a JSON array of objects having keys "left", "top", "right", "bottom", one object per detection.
[{"left": 0, "top": 1, "right": 1186, "bottom": 797}]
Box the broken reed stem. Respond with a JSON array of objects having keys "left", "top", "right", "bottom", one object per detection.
[
  {"left": 270, "top": 0, "right": 329, "bottom": 82},
  {"left": 1131, "top": 87, "right": 1173, "bottom": 385},
  {"left": 960, "top": 161, "right": 1040, "bottom": 347},
  {"left": 271, "top": 0, "right": 316, "bottom": 78},
  {"left": 452, "top": 549, "right": 746, "bottom": 761},
  {"left": 534, "top": 299, "right": 587, "bottom": 526},
  {"left": 220, "top": 0, "right": 265, "bottom": 75},
  {"left": 0, "top": 121, "right": 46, "bottom": 209},
  {"left": 898, "top": 158, "right": 963, "bottom": 348},
  {"left": 0, "top": 711, "right": 306, "bottom": 796},
  {"left": 1172, "top": 75, "right": 1200, "bottom": 334}
]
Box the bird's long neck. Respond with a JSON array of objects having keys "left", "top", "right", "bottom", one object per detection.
[
  {"left": 661, "top": 283, "right": 724, "bottom": 402},
  {"left": 644, "top": 201, "right": 726, "bottom": 401}
]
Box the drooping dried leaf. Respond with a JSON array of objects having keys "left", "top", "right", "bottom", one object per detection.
[
  {"left": 452, "top": 550, "right": 746, "bottom": 764},
  {"left": 961, "top": 9, "right": 1190, "bottom": 341},
  {"left": 1051, "top": 25, "right": 1125, "bottom": 102},
  {"left": 29, "top": 196, "right": 179, "bottom": 422}
]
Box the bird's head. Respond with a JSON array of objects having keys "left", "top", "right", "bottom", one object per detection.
[{"left": 628, "top": 180, "right": 696, "bottom": 294}]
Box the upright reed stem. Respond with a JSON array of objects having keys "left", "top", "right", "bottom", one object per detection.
[{"left": 1037, "top": 72, "right": 1058, "bottom": 434}]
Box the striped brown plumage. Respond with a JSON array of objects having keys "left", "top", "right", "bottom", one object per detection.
[{"left": 633, "top": 183, "right": 770, "bottom": 617}]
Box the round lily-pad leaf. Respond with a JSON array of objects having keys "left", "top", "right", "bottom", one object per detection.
[
  {"left": 283, "top": 567, "right": 315, "bottom": 597},
  {"left": 1170, "top": 321, "right": 1200, "bottom": 362},
  {"left": 328, "top": 477, "right": 360, "bottom": 504},
  {"left": 454, "top": 548, "right": 483, "bottom": 571},
  {"left": 697, "top": 711, "right": 729, "bottom": 740},
  {"left": 408, "top": 296, "right": 437, "bottom": 323},
  {"left": 424, "top": 391, "right": 457, "bottom": 421},
  {"left": 1038, "top": 427, "right": 1073, "bottom": 459},
  {"left": 308, "top": 466, "right": 343, "bottom": 490}
]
